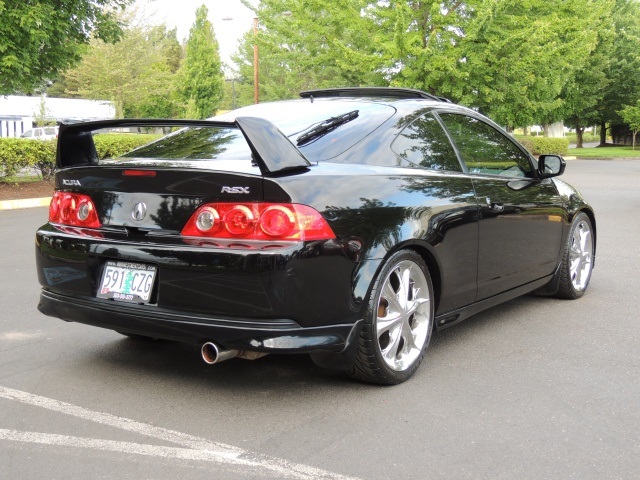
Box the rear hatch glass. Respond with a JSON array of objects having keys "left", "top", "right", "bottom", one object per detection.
[
  {"left": 119, "top": 127, "right": 251, "bottom": 161},
  {"left": 96, "top": 99, "right": 395, "bottom": 165}
]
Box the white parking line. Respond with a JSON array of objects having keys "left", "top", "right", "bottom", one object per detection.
[{"left": 0, "top": 386, "right": 359, "bottom": 480}]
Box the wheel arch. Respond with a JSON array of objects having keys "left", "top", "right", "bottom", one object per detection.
[{"left": 352, "top": 240, "right": 443, "bottom": 318}]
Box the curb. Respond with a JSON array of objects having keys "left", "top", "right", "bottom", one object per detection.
[{"left": 0, "top": 197, "right": 51, "bottom": 211}]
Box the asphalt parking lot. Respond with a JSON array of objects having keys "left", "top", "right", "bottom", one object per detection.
[{"left": 1, "top": 159, "right": 638, "bottom": 479}]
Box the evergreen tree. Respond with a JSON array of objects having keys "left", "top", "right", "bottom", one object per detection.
[{"left": 180, "top": 5, "right": 225, "bottom": 118}]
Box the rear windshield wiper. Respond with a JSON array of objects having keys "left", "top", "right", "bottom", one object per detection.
[{"left": 296, "top": 110, "right": 359, "bottom": 146}]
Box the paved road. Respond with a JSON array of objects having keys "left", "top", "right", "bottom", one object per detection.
[{"left": 1, "top": 159, "right": 639, "bottom": 479}]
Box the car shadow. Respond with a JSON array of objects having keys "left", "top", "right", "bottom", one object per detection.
[{"left": 80, "top": 293, "right": 561, "bottom": 393}]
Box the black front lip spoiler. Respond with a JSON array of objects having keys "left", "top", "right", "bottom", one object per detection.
[{"left": 38, "top": 290, "right": 361, "bottom": 354}]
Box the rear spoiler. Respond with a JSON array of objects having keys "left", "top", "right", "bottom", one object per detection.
[{"left": 56, "top": 117, "right": 311, "bottom": 176}]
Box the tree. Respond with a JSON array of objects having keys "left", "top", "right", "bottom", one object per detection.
[
  {"left": 180, "top": 5, "right": 224, "bottom": 118},
  {"left": 52, "top": 24, "right": 185, "bottom": 118},
  {"left": 619, "top": 101, "right": 640, "bottom": 149},
  {"left": 594, "top": 0, "right": 640, "bottom": 145},
  {"left": 234, "top": 0, "right": 616, "bottom": 129},
  {"left": 561, "top": 1, "right": 614, "bottom": 147},
  {"left": 371, "top": 0, "right": 475, "bottom": 99},
  {"left": 233, "top": 0, "right": 386, "bottom": 105},
  {"left": 0, "top": 0, "right": 131, "bottom": 95},
  {"left": 460, "top": 0, "right": 611, "bottom": 130}
]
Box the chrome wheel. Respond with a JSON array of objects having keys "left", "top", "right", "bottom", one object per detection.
[
  {"left": 556, "top": 212, "right": 595, "bottom": 299},
  {"left": 375, "top": 259, "right": 432, "bottom": 372},
  {"left": 569, "top": 218, "right": 593, "bottom": 292}
]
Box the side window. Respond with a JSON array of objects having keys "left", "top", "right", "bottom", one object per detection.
[
  {"left": 439, "top": 113, "right": 533, "bottom": 177},
  {"left": 392, "top": 113, "right": 462, "bottom": 171},
  {"left": 22, "top": 130, "right": 33, "bottom": 138}
]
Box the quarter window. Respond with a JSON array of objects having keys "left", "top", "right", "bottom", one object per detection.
[
  {"left": 392, "top": 113, "right": 461, "bottom": 171},
  {"left": 439, "top": 113, "right": 532, "bottom": 177}
]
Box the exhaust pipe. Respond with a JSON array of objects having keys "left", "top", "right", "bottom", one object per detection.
[
  {"left": 201, "top": 342, "right": 240, "bottom": 365},
  {"left": 201, "top": 342, "right": 269, "bottom": 365}
]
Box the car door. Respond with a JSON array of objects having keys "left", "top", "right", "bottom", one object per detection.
[
  {"left": 391, "top": 111, "right": 479, "bottom": 313},
  {"left": 437, "top": 112, "right": 564, "bottom": 300}
]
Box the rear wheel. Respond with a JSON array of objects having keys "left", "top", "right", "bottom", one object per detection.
[
  {"left": 556, "top": 212, "right": 594, "bottom": 299},
  {"left": 350, "top": 250, "right": 434, "bottom": 385}
]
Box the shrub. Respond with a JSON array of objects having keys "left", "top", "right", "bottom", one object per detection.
[
  {"left": 516, "top": 136, "right": 569, "bottom": 156},
  {"left": 0, "top": 138, "right": 56, "bottom": 180},
  {"left": 93, "top": 133, "right": 161, "bottom": 159},
  {"left": 0, "top": 134, "right": 161, "bottom": 182}
]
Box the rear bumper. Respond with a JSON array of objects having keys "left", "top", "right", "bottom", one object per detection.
[{"left": 38, "top": 289, "right": 362, "bottom": 354}]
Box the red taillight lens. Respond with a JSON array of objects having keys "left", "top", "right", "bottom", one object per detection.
[
  {"left": 49, "top": 192, "right": 101, "bottom": 228},
  {"left": 260, "top": 205, "right": 296, "bottom": 237},
  {"left": 181, "top": 203, "right": 335, "bottom": 242},
  {"left": 224, "top": 205, "right": 255, "bottom": 236}
]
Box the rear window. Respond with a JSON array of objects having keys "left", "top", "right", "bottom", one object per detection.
[
  {"left": 121, "top": 127, "right": 251, "bottom": 161},
  {"left": 216, "top": 99, "right": 395, "bottom": 161},
  {"left": 106, "top": 99, "right": 394, "bottom": 164}
]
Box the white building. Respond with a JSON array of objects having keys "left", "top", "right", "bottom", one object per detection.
[{"left": 0, "top": 95, "right": 115, "bottom": 138}]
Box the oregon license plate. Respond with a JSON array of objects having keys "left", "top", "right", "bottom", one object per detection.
[{"left": 97, "top": 260, "right": 157, "bottom": 304}]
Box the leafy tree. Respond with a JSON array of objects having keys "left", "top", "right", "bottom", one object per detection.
[
  {"left": 619, "top": 100, "right": 640, "bottom": 149},
  {"left": 180, "top": 5, "right": 224, "bottom": 118},
  {"left": 235, "top": 0, "right": 616, "bottom": 132},
  {"left": 371, "top": 0, "right": 474, "bottom": 99},
  {"left": 594, "top": 0, "right": 640, "bottom": 145},
  {"left": 460, "top": 0, "right": 611, "bottom": 130},
  {"left": 0, "top": 0, "right": 131, "bottom": 95},
  {"left": 233, "top": 0, "right": 385, "bottom": 105},
  {"left": 52, "top": 25, "right": 185, "bottom": 118},
  {"left": 561, "top": 1, "right": 614, "bottom": 147}
]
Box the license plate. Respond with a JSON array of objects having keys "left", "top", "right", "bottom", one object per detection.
[{"left": 97, "top": 260, "right": 157, "bottom": 304}]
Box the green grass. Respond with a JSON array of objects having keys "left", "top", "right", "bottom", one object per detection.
[{"left": 568, "top": 146, "right": 640, "bottom": 158}]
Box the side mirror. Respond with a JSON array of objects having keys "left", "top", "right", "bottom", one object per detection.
[{"left": 538, "top": 154, "right": 566, "bottom": 178}]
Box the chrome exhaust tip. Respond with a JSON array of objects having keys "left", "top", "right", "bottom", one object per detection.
[{"left": 201, "top": 342, "right": 240, "bottom": 365}]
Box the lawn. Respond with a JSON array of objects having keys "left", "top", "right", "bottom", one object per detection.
[{"left": 568, "top": 146, "right": 640, "bottom": 158}]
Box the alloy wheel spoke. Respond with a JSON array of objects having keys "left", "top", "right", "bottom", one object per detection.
[
  {"left": 382, "top": 278, "right": 403, "bottom": 313},
  {"left": 381, "top": 325, "right": 403, "bottom": 362},
  {"left": 376, "top": 311, "right": 404, "bottom": 336}
]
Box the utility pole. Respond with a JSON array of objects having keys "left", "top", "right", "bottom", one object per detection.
[{"left": 253, "top": 17, "right": 259, "bottom": 104}]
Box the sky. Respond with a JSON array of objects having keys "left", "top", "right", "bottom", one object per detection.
[{"left": 137, "top": 0, "right": 257, "bottom": 69}]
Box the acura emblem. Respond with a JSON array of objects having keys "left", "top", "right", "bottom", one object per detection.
[{"left": 132, "top": 202, "right": 147, "bottom": 221}]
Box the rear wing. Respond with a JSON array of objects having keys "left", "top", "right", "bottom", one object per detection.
[{"left": 56, "top": 117, "right": 311, "bottom": 176}]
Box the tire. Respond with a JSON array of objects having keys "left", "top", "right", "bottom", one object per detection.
[
  {"left": 350, "top": 250, "right": 434, "bottom": 385},
  {"left": 556, "top": 212, "right": 594, "bottom": 299}
]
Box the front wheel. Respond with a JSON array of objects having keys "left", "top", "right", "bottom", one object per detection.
[
  {"left": 350, "top": 250, "right": 434, "bottom": 385},
  {"left": 556, "top": 212, "right": 594, "bottom": 299}
]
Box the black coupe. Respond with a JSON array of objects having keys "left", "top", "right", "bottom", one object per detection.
[{"left": 35, "top": 88, "right": 596, "bottom": 384}]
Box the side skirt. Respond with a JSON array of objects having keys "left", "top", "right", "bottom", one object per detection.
[{"left": 434, "top": 271, "right": 557, "bottom": 330}]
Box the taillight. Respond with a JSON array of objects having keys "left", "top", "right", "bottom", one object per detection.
[
  {"left": 49, "top": 192, "right": 101, "bottom": 228},
  {"left": 181, "top": 203, "right": 335, "bottom": 241}
]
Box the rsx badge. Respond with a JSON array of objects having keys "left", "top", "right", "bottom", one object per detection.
[{"left": 221, "top": 186, "right": 250, "bottom": 194}]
